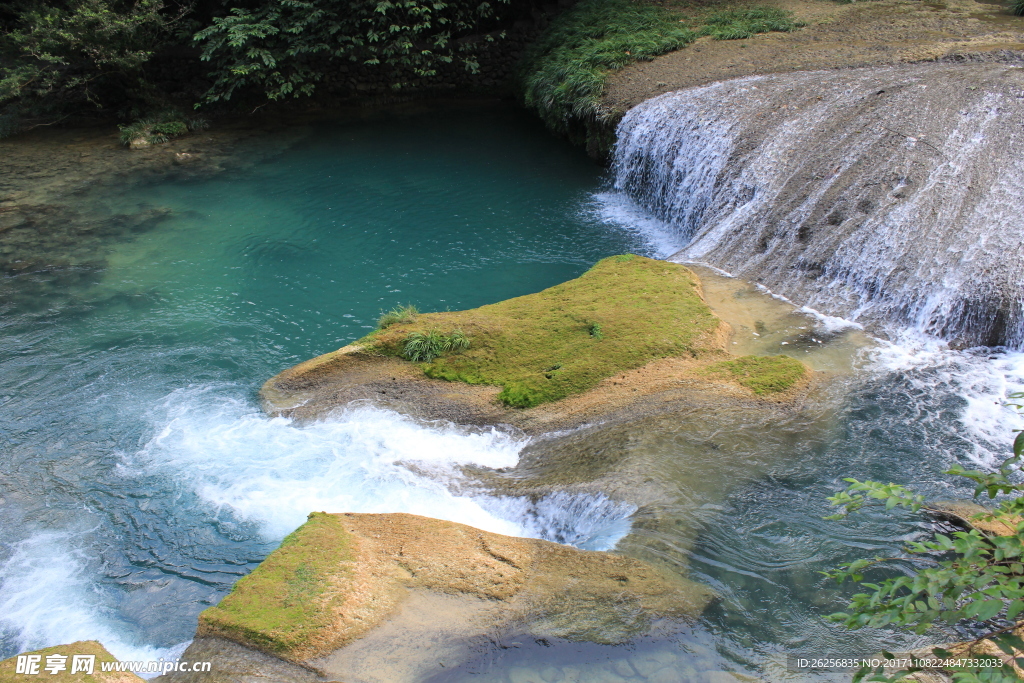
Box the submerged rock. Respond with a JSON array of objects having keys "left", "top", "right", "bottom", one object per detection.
[
  {"left": 164, "top": 512, "right": 713, "bottom": 683},
  {"left": 0, "top": 641, "right": 143, "bottom": 682}
]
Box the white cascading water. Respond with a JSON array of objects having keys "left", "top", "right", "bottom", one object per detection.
[
  {"left": 609, "top": 62, "right": 1024, "bottom": 348},
  {"left": 0, "top": 385, "right": 635, "bottom": 672}
]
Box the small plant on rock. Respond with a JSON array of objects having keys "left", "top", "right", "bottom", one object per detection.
[
  {"left": 377, "top": 304, "right": 418, "bottom": 329},
  {"left": 402, "top": 329, "right": 469, "bottom": 362},
  {"left": 118, "top": 111, "right": 209, "bottom": 147}
]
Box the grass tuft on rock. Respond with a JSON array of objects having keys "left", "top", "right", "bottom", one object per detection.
[
  {"left": 706, "top": 354, "right": 807, "bottom": 395},
  {"left": 518, "top": 0, "right": 803, "bottom": 137},
  {"left": 362, "top": 255, "right": 723, "bottom": 408},
  {"left": 377, "top": 304, "right": 418, "bottom": 329},
  {"left": 198, "top": 512, "right": 352, "bottom": 656}
]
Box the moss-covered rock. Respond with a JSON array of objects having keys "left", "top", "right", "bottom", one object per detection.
[
  {"left": 0, "top": 641, "right": 143, "bottom": 683},
  {"left": 363, "top": 254, "right": 724, "bottom": 407},
  {"left": 198, "top": 513, "right": 353, "bottom": 657},
  {"left": 705, "top": 354, "right": 808, "bottom": 395},
  {"left": 190, "top": 512, "right": 713, "bottom": 680},
  {"left": 261, "top": 255, "right": 811, "bottom": 431}
]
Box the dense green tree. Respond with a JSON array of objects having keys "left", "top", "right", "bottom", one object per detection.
[
  {"left": 0, "top": 0, "right": 189, "bottom": 134},
  {"left": 192, "top": 0, "right": 510, "bottom": 104}
]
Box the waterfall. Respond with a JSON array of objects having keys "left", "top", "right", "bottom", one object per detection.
[{"left": 611, "top": 62, "right": 1024, "bottom": 348}]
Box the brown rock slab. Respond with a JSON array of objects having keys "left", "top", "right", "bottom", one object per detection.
[
  {"left": 928, "top": 500, "right": 1022, "bottom": 536},
  {"left": 172, "top": 512, "right": 713, "bottom": 683}
]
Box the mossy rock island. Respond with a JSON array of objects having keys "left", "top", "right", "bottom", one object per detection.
[
  {"left": 261, "top": 255, "right": 812, "bottom": 433},
  {"left": 164, "top": 512, "right": 714, "bottom": 683}
]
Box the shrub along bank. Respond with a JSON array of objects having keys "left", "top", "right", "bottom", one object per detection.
[{"left": 516, "top": 0, "right": 804, "bottom": 156}]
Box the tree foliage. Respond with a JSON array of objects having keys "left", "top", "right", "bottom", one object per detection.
[
  {"left": 192, "top": 0, "right": 509, "bottom": 104},
  {"left": 825, "top": 392, "right": 1024, "bottom": 682},
  {"left": 0, "top": 0, "right": 179, "bottom": 133}
]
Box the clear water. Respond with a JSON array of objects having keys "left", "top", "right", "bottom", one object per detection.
[{"left": 2, "top": 104, "right": 1023, "bottom": 681}]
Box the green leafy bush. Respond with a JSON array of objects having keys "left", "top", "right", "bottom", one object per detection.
[
  {"left": 824, "top": 391, "right": 1024, "bottom": 682},
  {"left": 193, "top": 0, "right": 511, "bottom": 104},
  {"left": 0, "top": 0, "right": 175, "bottom": 137}
]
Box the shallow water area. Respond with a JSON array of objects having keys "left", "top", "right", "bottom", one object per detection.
[{"left": 1, "top": 103, "right": 1023, "bottom": 682}]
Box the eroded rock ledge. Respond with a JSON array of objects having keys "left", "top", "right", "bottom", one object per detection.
[{"left": 162, "top": 512, "right": 714, "bottom": 683}]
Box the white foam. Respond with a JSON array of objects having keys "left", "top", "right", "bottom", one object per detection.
[
  {"left": 866, "top": 332, "right": 1024, "bottom": 467},
  {"left": 1, "top": 387, "right": 638, "bottom": 668},
  {"left": 588, "top": 191, "right": 683, "bottom": 258},
  {"left": 797, "top": 306, "right": 865, "bottom": 336},
  {"left": 122, "top": 386, "right": 532, "bottom": 540},
  {"left": 0, "top": 532, "right": 187, "bottom": 678}
]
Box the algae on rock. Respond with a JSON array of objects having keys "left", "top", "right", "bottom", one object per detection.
[{"left": 261, "top": 255, "right": 811, "bottom": 432}]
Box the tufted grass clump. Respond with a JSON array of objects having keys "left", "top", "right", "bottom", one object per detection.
[
  {"left": 1014, "top": 0, "right": 1024, "bottom": 16},
  {"left": 361, "top": 255, "right": 724, "bottom": 408},
  {"left": 118, "top": 111, "right": 209, "bottom": 147},
  {"left": 402, "top": 329, "right": 470, "bottom": 362},
  {"left": 377, "top": 304, "right": 418, "bottom": 329},
  {"left": 706, "top": 354, "right": 807, "bottom": 395},
  {"left": 701, "top": 7, "right": 803, "bottom": 40}
]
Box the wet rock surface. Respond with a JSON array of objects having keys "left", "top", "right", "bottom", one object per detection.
[
  {"left": 613, "top": 62, "right": 1024, "bottom": 347},
  {"left": 161, "top": 512, "right": 714, "bottom": 683}
]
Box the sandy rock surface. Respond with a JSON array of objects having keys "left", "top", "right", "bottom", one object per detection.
[
  {"left": 166, "top": 513, "right": 713, "bottom": 683},
  {"left": 0, "top": 641, "right": 143, "bottom": 683}
]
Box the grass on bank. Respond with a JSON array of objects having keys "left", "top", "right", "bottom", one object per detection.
[
  {"left": 362, "top": 255, "right": 725, "bottom": 408},
  {"left": 198, "top": 512, "right": 352, "bottom": 656},
  {"left": 117, "top": 111, "right": 209, "bottom": 147},
  {"left": 518, "top": 0, "right": 804, "bottom": 136}
]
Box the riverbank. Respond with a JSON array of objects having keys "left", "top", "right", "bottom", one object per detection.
[{"left": 605, "top": 0, "right": 1024, "bottom": 113}]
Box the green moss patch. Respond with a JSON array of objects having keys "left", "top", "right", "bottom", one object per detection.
[
  {"left": 364, "top": 255, "right": 723, "bottom": 408},
  {"left": 199, "top": 512, "right": 352, "bottom": 656},
  {"left": 706, "top": 354, "right": 807, "bottom": 395}
]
